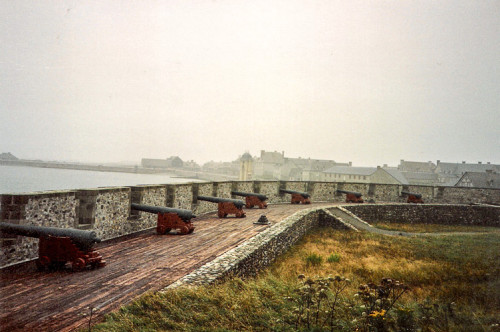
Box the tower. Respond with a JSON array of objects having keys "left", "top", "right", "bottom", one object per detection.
[{"left": 239, "top": 152, "right": 253, "bottom": 181}]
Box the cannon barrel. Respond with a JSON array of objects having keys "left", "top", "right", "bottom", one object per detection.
[
  {"left": 197, "top": 196, "right": 245, "bottom": 208},
  {"left": 336, "top": 189, "right": 363, "bottom": 197},
  {"left": 279, "top": 189, "right": 310, "bottom": 198},
  {"left": 401, "top": 191, "right": 422, "bottom": 199},
  {"left": 0, "top": 222, "right": 101, "bottom": 250},
  {"left": 130, "top": 203, "right": 196, "bottom": 222},
  {"left": 231, "top": 191, "right": 268, "bottom": 202}
]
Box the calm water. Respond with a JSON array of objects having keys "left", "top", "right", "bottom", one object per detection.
[{"left": 0, "top": 165, "right": 199, "bottom": 194}]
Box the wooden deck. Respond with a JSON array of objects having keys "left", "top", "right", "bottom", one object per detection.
[{"left": 0, "top": 203, "right": 331, "bottom": 331}]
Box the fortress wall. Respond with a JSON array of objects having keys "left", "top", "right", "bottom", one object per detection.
[
  {"left": 130, "top": 185, "right": 168, "bottom": 231},
  {"left": 1, "top": 180, "right": 499, "bottom": 268},
  {"left": 193, "top": 183, "right": 216, "bottom": 215},
  {"left": 168, "top": 183, "right": 193, "bottom": 210},
  {"left": 256, "top": 181, "right": 281, "bottom": 203},
  {"left": 310, "top": 182, "right": 337, "bottom": 202},
  {"left": 1, "top": 191, "right": 79, "bottom": 266},
  {"left": 344, "top": 204, "right": 500, "bottom": 227},
  {"left": 89, "top": 188, "right": 131, "bottom": 239}
]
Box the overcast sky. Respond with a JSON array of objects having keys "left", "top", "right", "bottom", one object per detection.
[{"left": 1, "top": 0, "right": 499, "bottom": 166}]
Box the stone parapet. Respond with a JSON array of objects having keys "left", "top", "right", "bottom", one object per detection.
[{"left": 1, "top": 180, "right": 499, "bottom": 268}]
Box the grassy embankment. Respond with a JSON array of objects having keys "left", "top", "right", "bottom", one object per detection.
[{"left": 91, "top": 224, "right": 499, "bottom": 331}]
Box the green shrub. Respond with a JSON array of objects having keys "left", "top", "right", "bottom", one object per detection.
[
  {"left": 327, "top": 253, "right": 341, "bottom": 263},
  {"left": 305, "top": 253, "right": 323, "bottom": 266}
]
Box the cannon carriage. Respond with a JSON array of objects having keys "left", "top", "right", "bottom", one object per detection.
[
  {"left": 401, "top": 191, "right": 424, "bottom": 204},
  {"left": 0, "top": 222, "right": 105, "bottom": 271},
  {"left": 336, "top": 189, "right": 364, "bottom": 203},
  {"left": 279, "top": 189, "right": 311, "bottom": 204},
  {"left": 131, "top": 203, "right": 196, "bottom": 235},
  {"left": 231, "top": 191, "right": 268, "bottom": 209},
  {"left": 197, "top": 196, "right": 246, "bottom": 218}
]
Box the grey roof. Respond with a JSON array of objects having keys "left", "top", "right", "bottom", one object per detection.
[
  {"left": 259, "top": 151, "right": 284, "bottom": 164},
  {"left": 398, "top": 160, "right": 436, "bottom": 173},
  {"left": 324, "top": 166, "right": 376, "bottom": 176},
  {"left": 382, "top": 168, "right": 409, "bottom": 185},
  {"left": 401, "top": 171, "right": 439, "bottom": 181},
  {"left": 436, "top": 162, "right": 500, "bottom": 175},
  {"left": 240, "top": 153, "right": 253, "bottom": 162},
  {"left": 456, "top": 172, "right": 500, "bottom": 189}
]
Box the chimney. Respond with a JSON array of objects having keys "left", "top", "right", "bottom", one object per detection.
[
  {"left": 383, "top": 164, "right": 388, "bottom": 168},
  {"left": 437, "top": 160, "right": 440, "bottom": 164},
  {"left": 487, "top": 162, "right": 491, "bottom": 164},
  {"left": 349, "top": 161, "right": 352, "bottom": 166},
  {"left": 462, "top": 161, "right": 466, "bottom": 164},
  {"left": 478, "top": 161, "right": 482, "bottom": 164},
  {"left": 377, "top": 166, "right": 381, "bottom": 169}
]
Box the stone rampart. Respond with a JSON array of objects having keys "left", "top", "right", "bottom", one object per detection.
[
  {"left": 1, "top": 180, "right": 499, "bottom": 267},
  {"left": 344, "top": 203, "right": 500, "bottom": 227}
]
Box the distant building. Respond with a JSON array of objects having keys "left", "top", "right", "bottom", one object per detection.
[
  {"left": 141, "top": 158, "right": 169, "bottom": 169},
  {"left": 0, "top": 152, "right": 18, "bottom": 161},
  {"left": 252, "top": 150, "right": 350, "bottom": 181},
  {"left": 455, "top": 170, "right": 500, "bottom": 189},
  {"left": 239, "top": 152, "right": 253, "bottom": 181},
  {"left": 141, "top": 156, "right": 184, "bottom": 169},
  {"left": 322, "top": 166, "right": 409, "bottom": 185},
  {"left": 166, "top": 156, "right": 183, "bottom": 168},
  {"left": 398, "top": 160, "right": 436, "bottom": 173},
  {"left": 400, "top": 171, "right": 439, "bottom": 185},
  {"left": 435, "top": 160, "right": 500, "bottom": 186}
]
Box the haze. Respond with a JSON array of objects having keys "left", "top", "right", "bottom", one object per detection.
[{"left": 1, "top": 0, "right": 499, "bottom": 166}]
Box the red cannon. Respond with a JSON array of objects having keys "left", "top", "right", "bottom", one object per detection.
[
  {"left": 279, "top": 189, "right": 311, "bottom": 204},
  {"left": 336, "top": 189, "right": 364, "bottom": 203},
  {"left": 197, "top": 196, "right": 246, "bottom": 218},
  {"left": 401, "top": 191, "right": 424, "bottom": 204},
  {"left": 0, "top": 222, "right": 105, "bottom": 271},
  {"left": 131, "top": 203, "right": 196, "bottom": 235},
  {"left": 231, "top": 191, "right": 268, "bottom": 209}
]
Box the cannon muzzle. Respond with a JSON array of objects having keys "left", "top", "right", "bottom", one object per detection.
[
  {"left": 336, "top": 190, "right": 362, "bottom": 198},
  {"left": 279, "top": 189, "right": 310, "bottom": 198},
  {"left": 401, "top": 191, "right": 422, "bottom": 199},
  {"left": 231, "top": 191, "right": 268, "bottom": 202},
  {"left": 131, "top": 203, "right": 196, "bottom": 222},
  {"left": 0, "top": 222, "right": 101, "bottom": 251},
  {"left": 197, "top": 196, "right": 245, "bottom": 209}
]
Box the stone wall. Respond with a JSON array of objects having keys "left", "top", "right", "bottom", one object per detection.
[
  {"left": 344, "top": 204, "right": 500, "bottom": 227},
  {"left": 1, "top": 191, "right": 79, "bottom": 266},
  {"left": 166, "top": 207, "right": 344, "bottom": 288},
  {"left": 1, "top": 180, "right": 499, "bottom": 268}
]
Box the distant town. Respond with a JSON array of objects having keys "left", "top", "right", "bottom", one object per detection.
[{"left": 2, "top": 151, "right": 500, "bottom": 189}]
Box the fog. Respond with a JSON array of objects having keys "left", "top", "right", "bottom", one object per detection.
[{"left": 1, "top": 0, "right": 499, "bottom": 166}]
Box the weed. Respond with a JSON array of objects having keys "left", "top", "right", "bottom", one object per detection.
[
  {"left": 327, "top": 253, "right": 341, "bottom": 263},
  {"left": 305, "top": 253, "right": 323, "bottom": 266}
]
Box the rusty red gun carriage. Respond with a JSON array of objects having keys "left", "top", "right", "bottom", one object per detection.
[
  {"left": 131, "top": 203, "right": 196, "bottom": 235},
  {"left": 197, "top": 196, "right": 246, "bottom": 218},
  {"left": 279, "top": 189, "right": 311, "bottom": 204},
  {"left": 231, "top": 191, "right": 268, "bottom": 209},
  {"left": 0, "top": 222, "right": 105, "bottom": 271}
]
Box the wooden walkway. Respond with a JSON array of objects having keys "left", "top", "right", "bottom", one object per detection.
[{"left": 0, "top": 203, "right": 331, "bottom": 331}]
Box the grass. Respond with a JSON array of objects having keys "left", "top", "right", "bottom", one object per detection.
[
  {"left": 372, "top": 221, "right": 500, "bottom": 234},
  {"left": 90, "top": 225, "right": 500, "bottom": 331}
]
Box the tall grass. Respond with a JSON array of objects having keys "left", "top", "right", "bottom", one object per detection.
[{"left": 91, "top": 226, "right": 500, "bottom": 331}]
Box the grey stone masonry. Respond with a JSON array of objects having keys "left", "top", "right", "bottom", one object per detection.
[
  {"left": 1, "top": 180, "right": 499, "bottom": 268},
  {"left": 344, "top": 204, "right": 500, "bottom": 227}
]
